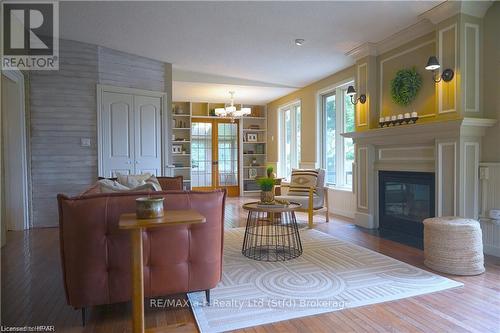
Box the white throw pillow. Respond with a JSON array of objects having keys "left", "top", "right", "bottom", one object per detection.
[
  {"left": 116, "top": 173, "right": 152, "bottom": 188},
  {"left": 145, "top": 176, "right": 162, "bottom": 191},
  {"left": 98, "top": 179, "right": 131, "bottom": 193}
]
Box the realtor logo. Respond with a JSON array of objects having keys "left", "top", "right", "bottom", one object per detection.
[{"left": 2, "top": 1, "right": 59, "bottom": 70}]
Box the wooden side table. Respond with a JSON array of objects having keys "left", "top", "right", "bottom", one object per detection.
[{"left": 119, "top": 210, "right": 206, "bottom": 333}]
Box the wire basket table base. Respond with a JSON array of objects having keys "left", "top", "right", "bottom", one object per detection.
[{"left": 242, "top": 209, "right": 303, "bottom": 261}]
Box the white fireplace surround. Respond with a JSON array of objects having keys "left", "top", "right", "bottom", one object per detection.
[{"left": 342, "top": 118, "right": 496, "bottom": 230}]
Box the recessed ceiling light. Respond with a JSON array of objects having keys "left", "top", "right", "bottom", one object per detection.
[{"left": 295, "top": 39, "right": 305, "bottom": 46}]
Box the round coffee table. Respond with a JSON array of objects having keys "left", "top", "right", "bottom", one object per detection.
[{"left": 242, "top": 202, "right": 302, "bottom": 261}]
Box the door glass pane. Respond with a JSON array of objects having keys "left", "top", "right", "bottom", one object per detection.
[
  {"left": 218, "top": 123, "right": 238, "bottom": 186},
  {"left": 343, "top": 89, "right": 355, "bottom": 186},
  {"left": 191, "top": 122, "right": 212, "bottom": 187},
  {"left": 324, "top": 93, "right": 336, "bottom": 184}
]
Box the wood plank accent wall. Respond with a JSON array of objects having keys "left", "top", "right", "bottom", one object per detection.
[
  {"left": 29, "top": 40, "right": 99, "bottom": 228},
  {"left": 29, "top": 39, "right": 168, "bottom": 227},
  {"left": 97, "top": 47, "right": 165, "bottom": 92}
]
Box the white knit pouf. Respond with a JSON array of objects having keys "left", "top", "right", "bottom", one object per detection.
[{"left": 423, "top": 216, "right": 485, "bottom": 275}]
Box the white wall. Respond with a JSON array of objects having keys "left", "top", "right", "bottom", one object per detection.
[
  {"left": 479, "top": 163, "right": 500, "bottom": 257},
  {"left": 327, "top": 188, "right": 356, "bottom": 219}
]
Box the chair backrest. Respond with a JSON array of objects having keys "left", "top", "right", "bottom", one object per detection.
[{"left": 316, "top": 169, "right": 326, "bottom": 201}]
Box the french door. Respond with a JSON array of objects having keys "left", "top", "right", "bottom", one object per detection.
[{"left": 191, "top": 118, "right": 240, "bottom": 196}]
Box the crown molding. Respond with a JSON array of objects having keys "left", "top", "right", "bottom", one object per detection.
[
  {"left": 345, "top": 19, "right": 435, "bottom": 61},
  {"left": 345, "top": 0, "right": 494, "bottom": 61},
  {"left": 345, "top": 43, "right": 378, "bottom": 60},
  {"left": 419, "top": 0, "right": 493, "bottom": 24}
]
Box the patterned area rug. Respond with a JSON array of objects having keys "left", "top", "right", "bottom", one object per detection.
[{"left": 188, "top": 228, "right": 462, "bottom": 333}]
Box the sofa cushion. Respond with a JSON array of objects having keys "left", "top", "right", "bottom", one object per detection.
[{"left": 275, "top": 194, "right": 324, "bottom": 209}]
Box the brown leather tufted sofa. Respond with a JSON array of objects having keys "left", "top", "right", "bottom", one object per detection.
[{"left": 57, "top": 189, "right": 226, "bottom": 313}]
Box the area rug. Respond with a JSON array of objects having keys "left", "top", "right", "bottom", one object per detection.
[{"left": 188, "top": 228, "right": 462, "bottom": 333}]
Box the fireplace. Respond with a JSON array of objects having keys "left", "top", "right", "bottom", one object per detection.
[{"left": 379, "top": 171, "right": 435, "bottom": 241}]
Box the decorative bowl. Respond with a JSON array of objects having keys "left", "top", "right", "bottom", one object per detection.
[{"left": 136, "top": 197, "right": 164, "bottom": 219}]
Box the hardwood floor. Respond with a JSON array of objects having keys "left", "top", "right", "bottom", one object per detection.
[{"left": 2, "top": 196, "right": 500, "bottom": 332}]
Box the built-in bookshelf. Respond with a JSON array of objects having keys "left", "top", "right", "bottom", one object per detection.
[
  {"left": 241, "top": 105, "right": 267, "bottom": 195},
  {"left": 171, "top": 102, "right": 192, "bottom": 189},
  {"left": 170, "top": 101, "right": 267, "bottom": 195}
]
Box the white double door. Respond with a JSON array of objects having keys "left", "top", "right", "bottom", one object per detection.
[{"left": 100, "top": 90, "right": 162, "bottom": 177}]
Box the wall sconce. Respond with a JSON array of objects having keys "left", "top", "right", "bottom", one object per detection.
[
  {"left": 425, "top": 56, "right": 454, "bottom": 83},
  {"left": 346, "top": 86, "right": 366, "bottom": 105}
]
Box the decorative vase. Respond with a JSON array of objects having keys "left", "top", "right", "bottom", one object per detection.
[{"left": 260, "top": 190, "right": 274, "bottom": 203}]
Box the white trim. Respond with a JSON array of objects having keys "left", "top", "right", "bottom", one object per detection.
[
  {"left": 463, "top": 142, "right": 479, "bottom": 218},
  {"left": 438, "top": 23, "right": 457, "bottom": 115},
  {"left": 96, "top": 84, "right": 167, "bottom": 177},
  {"left": 357, "top": 63, "right": 368, "bottom": 127},
  {"left": 277, "top": 100, "right": 301, "bottom": 178},
  {"left": 2, "top": 70, "right": 30, "bottom": 230},
  {"left": 437, "top": 141, "right": 457, "bottom": 216},
  {"left": 317, "top": 79, "right": 355, "bottom": 187},
  {"left": 378, "top": 146, "right": 435, "bottom": 161},
  {"left": 357, "top": 147, "right": 369, "bottom": 210},
  {"left": 464, "top": 23, "right": 480, "bottom": 113},
  {"left": 379, "top": 40, "right": 435, "bottom": 117}
]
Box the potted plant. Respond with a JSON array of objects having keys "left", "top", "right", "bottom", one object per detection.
[
  {"left": 266, "top": 166, "right": 276, "bottom": 178},
  {"left": 257, "top": 177, "right": 275, "bottom": 203}
]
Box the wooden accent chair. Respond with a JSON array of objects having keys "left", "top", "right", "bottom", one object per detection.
[{"left": 275, "top": 169, "right": 329, "bottom": 228}]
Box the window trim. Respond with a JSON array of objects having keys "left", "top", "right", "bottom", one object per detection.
[
  {"left": 278, "top": 99, "right": 301, "bottom": 179},
  {"left": 317, "top": 79, "right": 355, "bottom": 189}
]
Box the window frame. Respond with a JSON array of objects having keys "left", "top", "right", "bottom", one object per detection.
[
  {"left": 278, "top": 100, "right": 301, "bottom": 179},
  {"left": 318, "top": 80, "right": 355, "bottom": 189}
]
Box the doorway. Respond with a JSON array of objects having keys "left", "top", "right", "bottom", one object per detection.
[
  {"left": 1, "top": 71, "right": 30, "bottom": 232},
  {"left": 191, "top": 118, "right": 240, "bottom": 196},
  {"left": 97, "top": 85, "right": 165, "bottom": 177}
]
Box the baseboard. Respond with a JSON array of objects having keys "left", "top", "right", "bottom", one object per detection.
[
  {"left": 354, "top": 212, "right": 377, "bottom": 229},
  {"left": 330, "top": 208, "right": 355, "bottom": 220},
  {"left": 484, "top": 244, "right": 500, "bottom": 258}
]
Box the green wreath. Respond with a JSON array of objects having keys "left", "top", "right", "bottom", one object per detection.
[{"left": 390, "top": 67, "right": 422, "bottom": 106}]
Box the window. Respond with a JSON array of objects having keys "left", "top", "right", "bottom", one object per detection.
[
  {"left": 320, "top": 82, "right": 355, "bottom": 188},
  {"left": 278, "top": 101, "right": 301, "bottom": 178}
]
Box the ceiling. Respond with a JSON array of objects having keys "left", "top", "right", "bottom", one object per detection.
[{"left": 60, "top": 1, "right": 443, "bottom": 104}]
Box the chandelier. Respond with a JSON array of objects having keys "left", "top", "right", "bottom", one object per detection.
[{"left": 215, "top": 91, "right": 251, "bottom": 119}]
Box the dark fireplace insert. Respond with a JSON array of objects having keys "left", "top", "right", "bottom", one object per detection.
[{"left": 379, "top": 171, "right": 435, "bottom": 243}]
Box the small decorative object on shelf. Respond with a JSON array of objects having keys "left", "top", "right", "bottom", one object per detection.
[
  {"left": 135, "top": 197, "right": 164, "bottom": 219},
  {"left": 172, "top": 144, "right": 182, "bottom": 154},
  {"left": 249, "top": 168, "right": 257, "bottom": 179},
  {"left": 249, "top": 124, "right": 260, "bottom": 130},
  {"left": 379, "top": 112, "right": 419, "bottom": 127},
  {"left": 246, "top": 133, "right": 258, "bottom": 142},
  {"left": 257, "top": 177, "right": 275, "bottom": 203}
]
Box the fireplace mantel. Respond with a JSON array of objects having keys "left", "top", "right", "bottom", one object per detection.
[
  {"left": 341, "top": 118, "right": 496, "bottom": 146},
  {"left": 342, "top": 117, "right": 497, "bottom": 230}
]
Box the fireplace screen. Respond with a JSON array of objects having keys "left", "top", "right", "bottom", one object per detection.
[{"left": 379, "top": 171, "right": 435, "bottom": 238}]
